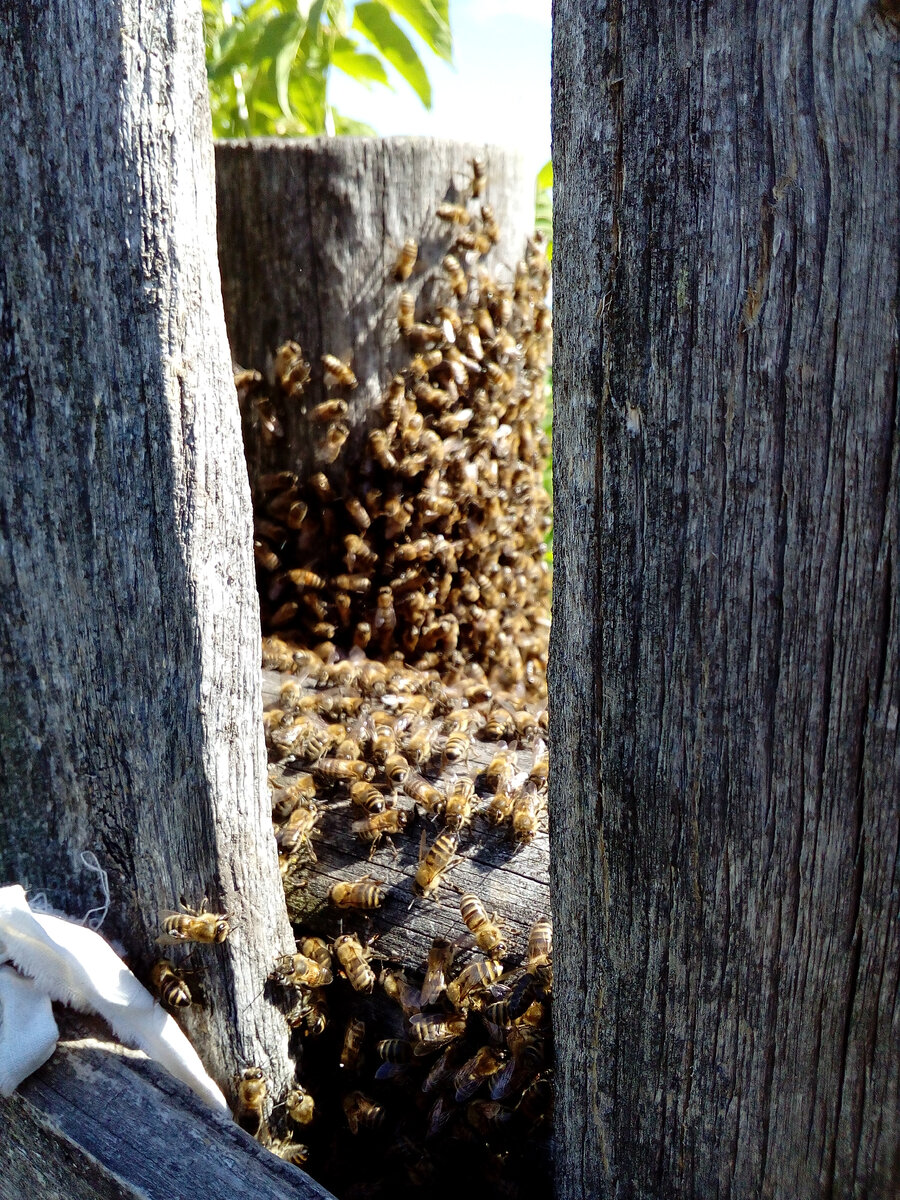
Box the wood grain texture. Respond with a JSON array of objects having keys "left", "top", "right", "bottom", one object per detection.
[
  {"left": 551, "top": 1, "right": 899, "bottom": 1197},
  {"left": 0, "top": 0, "right": 296, "bottom": 1112},
  {"left": 215, "top": 138, "right": 532, "bottom": 482},
  {"left": 0, "top": 1015, "right": 334, "bottom": 1200}
]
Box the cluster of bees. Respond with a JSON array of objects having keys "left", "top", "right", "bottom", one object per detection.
[
  {"left": 149, "top": 164, "right": 553, "bottom": 1197},
  {"left": 238, "top": 156, "right": 552, "bottom": 701}
]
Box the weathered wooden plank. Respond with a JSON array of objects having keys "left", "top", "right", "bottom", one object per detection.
[
  {"left": 0, "top": 1016, "right": 334, "bottom": 1200},
  {"left": 0, "top": 0, "right": 296, "bottom": 1113},
  {"left": 552, "top": 1, "right": 900, "bottom": 1196}
]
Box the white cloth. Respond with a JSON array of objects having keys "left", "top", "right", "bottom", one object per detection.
[{"left": 0, "top": 884, "right": 227, "bottom": 1111}]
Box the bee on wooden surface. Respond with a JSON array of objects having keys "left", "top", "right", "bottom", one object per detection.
[
  {"left": 382, "top": 374, "right": 406, "bottom": 422},
  {"left": 513, "top": 708, "right": 541, "bottom": 743},
  {"left": 393, "top": 237, "right": 418, "bottom": 282},
  {"left": 307, "top": 472, "right": 336, "bottom": 502},
  {"left": 413, "top": 828, "right": 460, "bottom": 898},
  {"left": 297, "top": 936, "right": 332, "bottom": 970},
  {"left": 436, "top": 201, "right": 470, "bottom": 224},
  {"left": 321, "top": 353, "right": 357, "bottom": 389},
  {"left": 270, "top": 952, "right": 333, "bottom": 989},
  {"left": 276, "top": 803, "right": 320, "bottom": 862},
  {"left": 270, "top": 1139, "right": 309, "bottom": 1165},
  {"left": 397, "top": 290, "right": 415, "bottom": 334},
  {"left": 330, "top": 876, "right": 385, "bottom": 909},
  {"left": 149, "top": 959, "right": 192, "bottom": 1008},
  {"left": 454, "top": 1046, "right": 508, "bottom": 1103},
  {"left": 285, "top": 567, "right": 325, "bottom": 591},
  {"left": 271, "top": 774, "right": 316, "bottom": 821},
  {"left": 344, "top": 494, "right": 371, "bottom": 530},
  {"left": 482, "top": 705, "right": 517, "bottom": 741},
  {"left": 402, "top": 721, "right": 438, "bottom": 768},
  {"left": 491, "top": 1025, "right": 546, "bottom": 1101},
  {"left": 525, "top": 915, "right": 553, "bottom": 975},
  {"left": 444, "top": 776, "right": 475, "bottom": 829},
  {"left": 460, "top": 894, "right": 507, "bottom": 959},
  {"left": 308, "top": 397, "right": 348, "bottom": 422},
  {"left": 287, "top": 987, "right": 329, "bottom": 1037},
  {"left": 343, "top": 1090, "right": 385, "bottom": 1134},
  {"left": 158, "top": 901, "right": 229, "bottom": 946},
  {"left": 447, "top": 956, "right": 503, "bottom": 1008},
  {"left": 408, "top": 1011, "right": 466, "bottom": 1050},
  {"left": 420, "top": 935, "right": 455, "bottom": 1006},
  {"left": 317, "top": 420, "right": 349, "bottom": 464},
  {"left": 340, "top": 1017, "right": 366, "bottom": 1071},
  {"left": 529, "top": 737, "right": 549, "bottom": 786},
  {"left": 285, "top": 1085, "right": 315, "bottom": 1126},
  {"left": 350, "top": 780, "right": 389, "bottom": 813},
  {"left": 409, "top": 348, "right": 443, "bottom": 378},
  {"left": 404, "top": 772, "right": 445, "bottom": 817},
  {"left": 312, "top": 757, "right": 375, "bottom": 784},
  {"left": 441, "top": 253, "right": 468, "bottom": 298},
  {"left": 376, "top": 1038, "right": 413, "bottom": 1064},
  {"left": 343, "top": 532, "right": 378, "bottom": 573},
  {"left": 406, "top": 321, "right": 444, "bottom": 348},
  {"left": 380, "top": 968, "right": 422, "bottom": 1016},
  {"left": 470, "top": 156, "right": 487, "bottom": 198},
  {"left": 352, "top": 806, "right": 410, "bottom": 853},
  {"left": 333, "top": 933, "right": 376, "bottom": 993},
  {"left": 367, "top": 714, "right": 397, "bottom": 762},
  {"left": 466, "top": 1099, "right": 513, "bottom": 1135},
  {"left": 484, "top": 783, "right": 519, "bottom": 828},
  {"left": 512, "top": 785, "right": 543, "bottom": 844},
  {"left": 482, "top": 748, "right": 517, "bottom": 791},
  {"left": 368, "top": 428, "right": 398, "bottom": 471},
  {"left": 236, "top": 1066, "right": 268, "bottom": 1136},
  {"left": 274, "top": 341, "right": 311, "bottom": 397}
]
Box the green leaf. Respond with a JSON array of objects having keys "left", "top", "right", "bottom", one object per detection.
[
  {"left": 536, "top": 159, "right": 553, "bottom": 190},
  {"left": 332, "top": 41, "right": 391, "bottom": 86},
  {"left": 253, "top": 10, "right": 305, "bottom": 61},
  {"left": 206, "top": 20, "right": 263, "bottom": 81},
  {"left": 381, "top": 0, "right": 452, "bottom": 62},
  {"left": 353, "top": 2, "right": 432, "bottom": 107}
]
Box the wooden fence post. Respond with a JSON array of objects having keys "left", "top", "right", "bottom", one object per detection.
[{"left": 551, "top": 2, "right": 900, "bottom": 1195}]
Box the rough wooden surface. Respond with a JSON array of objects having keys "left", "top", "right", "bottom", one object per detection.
[
  {"left": 552, "top": 2, "right": 900, "bottom": 1197},
  {"left": 0, "top": 1, "right": 296, "bottom": 1111},
  {"left": 215, "top": 138, "right": 533, "bottom": 482},
  {"left": 261, "top": 669, "right": 550, "bottom": 974},
  {"left": 0, "top": 1014, "right": 334, "bottom": 1200}
]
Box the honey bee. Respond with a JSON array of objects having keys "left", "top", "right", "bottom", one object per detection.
[
  {"left": 376, "top": 1038, "right": 413, "bottom": 1064},
  {"left": 446, "top": 956, "right": 503, "bottom": 1008},
  {"left": 406, "top": 322, "right": 443, "bottom": 347},
  {"left": 333, "top": 933, "right": 376, "bottom": 993},
  {"left": 444, "top": 776, "right": 475, "bottom": 829},
  {"left": 453, "top": 1045, "right": 507, "bottom": 1103},
  {"left": 436, "top": 202, "right": 470, "bottom": 224},
  {"left": 270, "top": 952, "right": 333, "bottom": 989},
  {"left": 383, "top": 751, "right": 409, "bottom": 787},
  {"left": 343, "top": 532, "right": 377, "bottom": 572},
  {"left": 317, "top": 420, "right": 349, "bottom": 464},
  {"left": 321, "top": 353, "right": 357, "bottom": 389},
  {"left": 397, "top": 290, "right": 415, "bottom": 333},
  {"left": 368, "top": 428, "right": 398, "bottom": 471},
  {"left": 367, "top": 714, "right": 398, "bottom": 762},
  {"left": 274, "top": 341, "right": 311, "bottom": 397},
  {"left": 308, "top": 471, "right": 336, "bottom": 501},
  {"left": 343, "top": 1090, "right": 385, "bottom": 1134},
  {"left": 352, "top": 806, "right": 410, "bottom": 851},
  {"left": 470, "top": 156, "right": 487, "bottom": 199},
  {"left": 382, "top": 374, "right": 406, "bottom": 422},
  {"left": 309, "top": 397, "right": 348, "bottom": 422},
  {"left": 529, "top": 737, "right": 549, "bottom": 785},
  {"left": 380, "top": 968, "right": 422, "bottom": 1016},
  {"left": 286, "top": 567, "right": 325, "bottom": 590},
  {"left": 344, "top": 495, "right": 371, "bottom": 530},
  {"left": 149, "top": 959, "right": 192, "bottom": 1008},
  {"left": 254, "top": 540, "right": 281, "bottom": 572},
  {"left": 340, "top": 1017, "right": 366, "bottom": 1071},
  {"left": 466, "top": 1100, "right": 513, "bottom": 1134},
  {"left": 374, "top": 586, "right": 397, "bottom": 651},
  {"left": 512, "top": 785, "right": 543, "bottom": 844},
  {"left": 434, "top": 407, "right": 475, "bottom": 436},
  {"left": 402, "top": 721, "right": 438, "bottom": 768},
  {"left": 459, "top": 893, "right": 507, "bottom": 959},
  {"left": 276, "top": 803, "right": 320, "bottom": 861},
  {"left": 491, "top": 1025, "right": 545, "bottom": 1101},
  {"left": 393, "top": 237, "right": 418, "bottom": 281},
  {"left": 285, "top": 1085, "right": 315, "bottom": 1126},
  {"left": 312, "top": 757, "right": 374, "bottom": 784},
  {"left": 482, "top": 705, "right": 516, "bottom": 741},
  {"left": 350, "top": 780, "right": 389, "bottom": 813},
  {"left": 296, "top": 936, "right": 331, "bottom": 970},
  {"left": 409, "top": 349, "right": 443, "bottom": 378},
  {"left": 413, "top": 829, "right": 460, "bottom": 898},
  {"left": 330, "top": 877, "right": 385, "bottom": 909},
  {"left": 270, "top": 1140, "right": 309, "bottom": 1165},
  {"left": 441, "top": 254, "right": 468, "bottom": 299},
  {"left": 158, "top": 901, "right": 229, "bottom": 946},
  {"left": 420, "top": 935, "right": 455, "bottom": 1006},
  {"left": 526, "top": 914, "right": 553, "bottom": 977},
  {"left": 484, "top": 783, "right": 519, "bottom": 827},
  {"left": 408, "top": 1011, "right": 466, "bottom": 1049},
  {"left": 287, "top": 987, "right": 329, "bottom": 1037},
  {"left": 236, "top": 1066, "right": 268, "bottom": 1136},
  {"left": 404, "top": 773, "right": 445, "bottom": 817}
]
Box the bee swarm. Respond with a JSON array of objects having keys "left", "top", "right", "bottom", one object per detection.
[{"left": 236, "top": 169, "right": 553, "bottom": 1199}]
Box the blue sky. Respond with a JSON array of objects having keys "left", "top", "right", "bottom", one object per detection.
[{"left": 329, "top": 0, "right": 551, "bottom": 180}]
